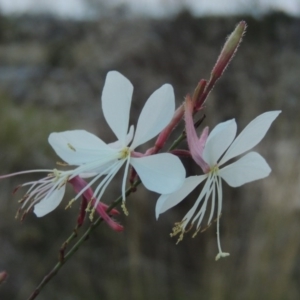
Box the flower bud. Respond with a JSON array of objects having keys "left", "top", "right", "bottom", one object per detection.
[{"left": 211, "top": 21, "right": 246, "bottom": 80}]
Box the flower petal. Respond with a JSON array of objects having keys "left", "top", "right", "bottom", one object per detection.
[
  {"left": 102, "top": 71, "right": 133, "bottom": 144},
  {"left": 130, "top": 84, "right": 175, "bottom": 149},
  {"left": 108, "top": 125, "right": 134, "bottom": 149},
  {"left": 185, "top": 96, "right": 210, "bottom": 172},
  {"left": 219, "top": 111, "right": 281, "bottom": 165},
  {"left": 49, "top": 130, "right": 116, "bottom": 166},
  {"left": 155, "top": 175, "right": 206, "bottom": 219},
  {"left": 130, "top": 153, "right": 185, "bottom": 194},
  {"left": 33, "top": 185, "right": 66, "bottom": 217},
  {"left": 219, "top": 152, "right": 271, "bottom": 187},
  {"left": 203, "top": 119, "right": 237, "bottom": 166}
]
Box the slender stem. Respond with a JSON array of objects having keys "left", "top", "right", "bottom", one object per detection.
[
  {"left": 169, "top": 132, "right": 185, "bottom": 150},
  {"left": 27, "top": 115, "right": 204, "bottom": 300},
  {"left": 27, "top": 181, "right": 139, "bottom": 300}
]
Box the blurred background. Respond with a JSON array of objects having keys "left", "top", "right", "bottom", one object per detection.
[{"left": 0, "top": 0, "right": 300, "bottom": 299}]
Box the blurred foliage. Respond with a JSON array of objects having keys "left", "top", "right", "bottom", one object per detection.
[
  {"left": 0, "top": 10, "right": 299, "bottom": 300},
  {"left": 0, "top": 93, "right": 70, "bottom": 171}
]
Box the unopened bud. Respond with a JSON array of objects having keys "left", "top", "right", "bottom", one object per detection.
[
  {"left": 198, "top": 21, "right": 246, "bottom": 108},
  {"left": 211, "top": 21, "right": 246, "bottom": 80}
]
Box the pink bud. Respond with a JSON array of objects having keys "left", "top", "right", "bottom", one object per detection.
[
  {"left": 211, "top": 21, "right": 246, "bottom": 81},
  {"left": 195, "top": 21, "right": 246, "bottom": 110}
]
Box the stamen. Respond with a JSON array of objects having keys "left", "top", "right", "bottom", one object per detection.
[
  {"left": 121, "top": 201, "right": 129, "bottom": 216},
  {"left": 215, "top": 252, "right": 230, "bottom": 261},
  {"left": 170, "top": 221, "right": 184, "bottom": 236},
  {"left": 194, "top": 176, "right": 214, "bottom": 228},
  {"left": 72, "top": 160, "right": 121, "bottom": 203},
  {"left": 200, "top": 223, "right": 212, "bottom": 233},
  {"left": 207, "top": 174, "right": 217, "bottom": 225},
  {"left": 53, "top": 169, "right": 65, "bottom": 182},
  {"left": 170, "top": 220, "right": 190, "bottom": 244},
  {"left": 18, "top": 195, "right": 28, "bottom": 204},
  {"left": 15, "top": 208, "right": 21, "bottom": 219},
  {"left": 6, "top": 169, "right": 71, "bottom": 218},
  {"left": 192, "top": 227, "right": 201, "bottom": 238},
  {"left": 65, "top": 199, "right": 75, "bottom": 210},
  {"left": 184, "top": 223, "right": 193, "bottom": 233},
  {"left": 118, "top": 147, "right": 130, "bottom": 160},
  {"left": 92, "top": 161, "right": 124, "bottom": 209},
  {"left": 58, "top": 180, "right": 67, "bottom": 189},
  {"left": 89, "top": 208, "right": 96, "bottom": 221},
  {"left": 13, "top": 185, "right": 21, "bottom": 194},
  {"left": 85, "top": 200, "right": 93, "bottom": 213},
  {"left": 21, "top": 211, "right": 28, "bottom": 221},
  {"left": 121, "top": 155, "right": 131, "bottom": 207},
  {"left": 176, "top": 234, "right": 184, "bottom": 244}
]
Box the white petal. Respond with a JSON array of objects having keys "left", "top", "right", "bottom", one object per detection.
[
  {"left": 219, "top": 152, "right": 271, "bottom": 187},
  {"left": 203, "top": 119, "right": 237, "bottom": 166},
  {"left": 130, "top": 153, "right": 185, "bottom": 194},
  {"left": 130, "top": 84, "right": 175, "bottom": 149},
  {"left": 108, "top": 125, "right": 134, "bottom": 149},
  {"left": 49, "top": 130, "right": 116, "bottom": 166},
  {"left": 219, "top": 111, "right": 281, "bottom": 165},
  {"left": 33, "top": 185, "right": 66, "bottom": 217},
  {"left": 155, "top": 175, "right": 206, "bottom": 219},
  {"left": 101, "top": 71, "right": 133, "bottom": 144}
]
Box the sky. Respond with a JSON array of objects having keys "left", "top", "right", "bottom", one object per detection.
[{"left": 0, "top": 0, "right": 299, "bottom": 19}]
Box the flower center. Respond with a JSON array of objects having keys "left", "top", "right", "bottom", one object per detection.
[
  {"left": 118, "top": 147, "right": 131, "bottom": 160},
  {"left": 210, "top": 164, "right": 219, "bottom": 174},
  {"left": 52, "top": 169, "right": 62, "bottom": 181}
]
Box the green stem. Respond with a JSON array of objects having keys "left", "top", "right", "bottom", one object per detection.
[
  {"left": 27, "top": 116, "right": 203, "bottom": 300},
  {"left": 27, "top": 181, "right": 139, "bottom": 300}
]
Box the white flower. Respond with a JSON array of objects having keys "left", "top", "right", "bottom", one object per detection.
[
  {"left": 49, "top": 71, "right": 186, "bottom": 217},
  {"left": 1, "top": 169, "right": 124, "bottom": 230},
  {"left": 2, "top": 169, "right": 71, "bottom": 218},
  {"left": 155, "top": 110, "right": 281, "bottom": 260}
]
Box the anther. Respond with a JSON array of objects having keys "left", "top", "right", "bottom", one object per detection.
[
  {"left": 192, "top": 227, "right": 201, "bottom": 238},
  {"left": 65, "top": 199, "right": 75, "bottom": 210},
  {"left": 215, "top": 252, "right": 230, "bottom": 261},
  {"left": 176, "top": 233, "right": 184, "bottom": 244},
  {"left": 121, "top": 201, "right": 129, "bottom": 216},
  {"left": 15, "top": 208, "right": 21, "bottom": 219},
  {"left": 85, "top": 200, "right": 93, "bottom": 213},
  {"left": 89, "top": 208, "right": 96, "bottom": 222}
]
